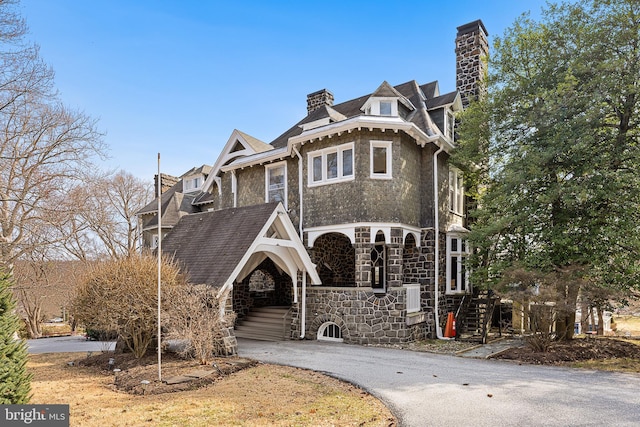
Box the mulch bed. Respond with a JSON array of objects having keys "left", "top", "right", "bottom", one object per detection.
[
  {"left": 490, "top": 337, "right": 640, "bottom": 365},
  {"left": 76, "top": 351, "right": 257, "bottom": 395}
]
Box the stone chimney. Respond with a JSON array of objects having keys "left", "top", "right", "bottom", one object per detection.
[
  {"left": 306, "top": 89, "right": 334, "bottom": 114},
  {"left": 455, "top": 20, "right": 489, "bottom": 109},
  {"left": 154, "top": 173, "right": 178, "bottom": 196}
]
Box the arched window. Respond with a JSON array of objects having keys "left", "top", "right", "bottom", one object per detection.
[
  {"left": 371, "top": 231, "right": 386, "bottom": 293},
  {"left": 248, "top": 270, "right": 275, "bottom": 293},
  {"left": 317, "top": 322, "right": 343, "bottom": 342}
]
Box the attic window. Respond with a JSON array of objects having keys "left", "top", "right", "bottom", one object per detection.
[
  {"left": 184, "top": 176, "right": 202, "bottom": 192},
  {"left": 363, "top": 98, "right": 398, "bottom": 116},
  {"left": 380, "top": 101, "right": 392, "bottom": 116}
]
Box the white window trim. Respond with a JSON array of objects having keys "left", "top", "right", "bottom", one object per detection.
[
  {"left": 317, "top": 321, "right": 343, "bottom": 342},
  {"left": 363, "top": 97, "right": 399, "bottom": 116},
  {"left": 445, "top": 110, "right": 455, "bottom": 140},
  {"left": 265, "top": 161, "right": 287, "bottom": 207},
  {"left": 231, "top": 171, "right": 237, "bottom": 208},
  {"left": 307, "top": 142, "right": 354, "bottom": 187},
  {"left": 446, "top": 234, "right": 471, "bottom": 295},
  {"left": 449, "top": 167, "right": 464, "bottom": 215},
  {"left": 370, "top": 140, "right": 393, "bottom": 179},
  {"left": 183, "top": 175, "right": 204, "bottom": 193}
]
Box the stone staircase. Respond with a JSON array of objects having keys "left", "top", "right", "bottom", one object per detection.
[{"left": 234, "top": 306, "right": 291, "bottom": 341}]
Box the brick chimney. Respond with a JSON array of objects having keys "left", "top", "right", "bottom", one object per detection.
[
  {"left": 455, "top": 20, "right": 489, "bottom": 109},
  {"left": 306, "top": 89, "right": 334, "bottom": 114}
]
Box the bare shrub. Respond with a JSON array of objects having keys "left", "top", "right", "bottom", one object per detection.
[
  {"left": 164, "top": 283, "right": 236, "bottom": 364},
  {"left": 73, "top": 253, "right": 187, "bottom": 359}
]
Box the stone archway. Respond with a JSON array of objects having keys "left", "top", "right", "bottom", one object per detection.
[{"left": 310, "top": 232, "right": 355, "bottom": 287}]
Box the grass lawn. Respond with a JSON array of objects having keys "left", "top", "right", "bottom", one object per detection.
[{"left": 28, "top": 352, "right": 396, "bottom": 426}]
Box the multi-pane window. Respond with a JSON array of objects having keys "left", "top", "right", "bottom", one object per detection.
[
  {"left": 446, "top": 110, "right": 455, "bottom": 140},
  {"left": 449, "top": 168, "right": 464, "bottom": 215},
  {"left": 184, "top": 176, "right": 202, "bottom": 192},
  {"left": 265, "top": 162, "right": 286, "bottom": 206},
  {"left": 446, "top": 235, "right": 470, "bottom": 294},
  {"left": 370, "top": 141, "right": 392, "bottom": 179},
  {"left": 317, "top": 322, "right": 343, "bottom": 342},
  {"left": 308, "top": 143, "right": 354, "bottom": 186}
]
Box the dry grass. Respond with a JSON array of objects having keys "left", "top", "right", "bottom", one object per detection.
[{"left": 28, "top": 352, "right": 396, "bottom": 427}]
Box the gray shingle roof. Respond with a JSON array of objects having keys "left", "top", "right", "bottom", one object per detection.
[
  {"left": 161, "top": 203, "right": 279, "bottom": 286},
  {"left": 426, "top": 91, "right": 458, "bottom": 109},
  {"left": 269, "top": 79, "right": 453, "bottom": 148}
]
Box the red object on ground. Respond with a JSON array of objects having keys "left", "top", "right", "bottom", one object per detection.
[{"left": 444, "top": 312, "right": 456, "bottom": 338}]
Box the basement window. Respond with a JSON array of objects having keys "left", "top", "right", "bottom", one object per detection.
[{"left": 317, "top": 322, "right": 343, "bottom": 342}]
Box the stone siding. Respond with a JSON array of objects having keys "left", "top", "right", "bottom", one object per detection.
[
  {"left": 301, "top": 129, "right": 422, "bottom": 228},
  {"left": 236, "top": 165, "right": 264, "bottom": 208},
  {"left": 456, "top": 20, "right": 489, "bottom": 108},
  {"left": 305, "top": 287, "right": 427, "bottom": 344},
  {"left": 310, "top": 233, "right": 355, "bottom": 287},
  {"left": 307, "top": 89, "right": 334, "bottom": 114}
]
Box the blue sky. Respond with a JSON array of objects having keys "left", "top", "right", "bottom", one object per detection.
[{"left": 21, "top": 0, "right": 551, "bottom": 181}]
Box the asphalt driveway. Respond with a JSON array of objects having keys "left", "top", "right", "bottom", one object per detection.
[
  {"left": 27, "top": 335, "right": 115, "bottom": 354},
  {"left": 27, "top": 336, "right": 640, "bottom": 426},
  {"left": 238, "top": 338, "right": 640, "bottom": 427}
]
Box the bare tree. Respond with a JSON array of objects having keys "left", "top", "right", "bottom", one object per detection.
[
  {"left": 51, "top": 171, "right": 152, "bottom": 261},
  {"left": 0, "top": 0, "right": 106, "bottom": 272},
  {"left": 12, "top": 253, "right": 85, "bottom": 338}
]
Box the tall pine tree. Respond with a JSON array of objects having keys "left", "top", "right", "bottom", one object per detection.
[{"left": 0, "top": 271, "right": 31, "bottom": 403}]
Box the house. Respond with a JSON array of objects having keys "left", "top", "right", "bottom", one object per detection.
[{"left": 138, "top": 20, "right": 489, "bottom": 353}]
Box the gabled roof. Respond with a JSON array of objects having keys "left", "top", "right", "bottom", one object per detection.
[
  {"left": 426, "top": 91, "right": 462, "bottom": 111},
  {"left": 214, "top": 79, "right": 458, "bottom": 173},
  {"left": 137, "top": 177, "right": 199, "bottom": 229},
  {"left": 181, "top": 165, "right": 212, "bottom": 177},
  {"left": 161, "top": 203, "right": 321, "bottom": 288},
  {"left": 362, "top": 81, "right": 416, "bottom": 112},
  {"left": 420, "top": 81, "right": 440, "bottom": 99},
  {"left": 199, "top": 129, "right": 274, "bottom": 195}
]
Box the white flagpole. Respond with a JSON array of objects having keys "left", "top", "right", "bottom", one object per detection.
[{"left": 157, "top": 153, "right": 162, "bottom": 382}]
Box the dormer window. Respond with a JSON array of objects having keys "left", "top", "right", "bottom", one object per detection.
[
  {"left": 184, "top": 176, "right": 203, "bottom": 193},
  {"left": 380, "top": 101, "right": 392, "bottom": 116},
  {"left": 362, "top": 98, "right": 399, "bottom": 117}
]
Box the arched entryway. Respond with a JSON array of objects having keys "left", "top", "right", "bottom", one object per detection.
[{"left": 310, "top": 232, "right": 355, "bottom": 287}]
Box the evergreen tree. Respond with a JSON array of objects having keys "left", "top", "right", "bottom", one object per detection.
[
  {"left": 0, "top": 271, "right": 31, "bottom": 403},
  {"left": 454, "top": 0, "right": 640, "bottom": 340}
]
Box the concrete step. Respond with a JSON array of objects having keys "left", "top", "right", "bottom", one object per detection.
[{"left": 234, "top": 306, "right": 291, "bottom": 342}]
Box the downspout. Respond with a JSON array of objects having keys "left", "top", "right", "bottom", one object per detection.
[
  {"left": 292, "top": 145, "right": 304, "bottom": 238},
  {"left": 293, "top": 145, "right": 306, "bottom": 338},
  {"left": 300, "top": 272, "right": 307, "bottom": 338},
  {"left": 433, "top": 145, "right": 449, "bottom": 339}
]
